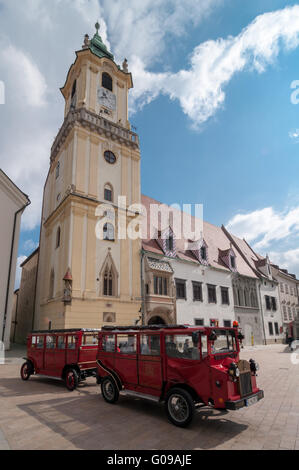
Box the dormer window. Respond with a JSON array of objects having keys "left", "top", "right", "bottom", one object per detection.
[
  {"left": 201, "top": 246, "right": 207, "bottom": 261},
  {"left": 230, "top": 255, "right": 236, "bottom": 269},
  {"left": 166, "top": 234, "right": 174, "bottom": 252},
  {"left": 157, "top": 227, "right": 176, "bottom": 257},
  {"left": 102, "top": 72, "right": 113, "bottom": 92}
]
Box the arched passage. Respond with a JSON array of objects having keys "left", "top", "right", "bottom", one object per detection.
[{"left": 148, "top": 316, "right": 167, "bottom": 326}]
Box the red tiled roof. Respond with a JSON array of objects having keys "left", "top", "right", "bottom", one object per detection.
[{"left": 141, "top": 195, "right": 258, "bottom": 278}]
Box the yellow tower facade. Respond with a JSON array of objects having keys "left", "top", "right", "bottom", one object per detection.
[{"left": 34, "top": 25, "right": 142, "bottom": 330}]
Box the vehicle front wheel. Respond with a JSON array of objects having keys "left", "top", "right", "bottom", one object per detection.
[
  {"left": 101, "top": 376, "right": 119, "bottom": 404},
  {"left": 165, "top": 388, "right": 195, "bottom": 427},
  {"left": 20, "top": 362, "right": 32, "bottom": 381},
  {"left": 65, "top": 368, "right": 79, "bottom": 391}
]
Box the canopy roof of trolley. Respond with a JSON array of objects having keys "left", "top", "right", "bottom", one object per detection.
[{"left": 31, "top": 329, "right": 101, "bottom": 334}]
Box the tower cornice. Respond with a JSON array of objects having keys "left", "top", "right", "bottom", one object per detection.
[{"left": 50, "top": 107, "right": 139, "bottom": 164}]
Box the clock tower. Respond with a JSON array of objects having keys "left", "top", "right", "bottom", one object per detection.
[{"left": 34, "top": 24, "right": 142, "bottom": 330}]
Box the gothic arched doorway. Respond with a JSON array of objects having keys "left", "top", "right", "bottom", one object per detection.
[{"left": 148, "top": 316, "right": 166, "bottom": 326}]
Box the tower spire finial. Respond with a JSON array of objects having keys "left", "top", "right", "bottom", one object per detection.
[{"left": 95, "top": 21, "right": 100, "bottom": 35}]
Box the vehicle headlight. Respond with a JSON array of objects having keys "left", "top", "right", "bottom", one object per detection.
[
  {"left": 229, "top": 362, "right": 239, "bottom": 379},
  {"left": 249, "top": 359, "right": 259, "bottom": 374}
]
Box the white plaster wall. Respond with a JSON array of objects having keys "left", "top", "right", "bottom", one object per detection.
[
  {"left": 170, "top": 259, "right": 235, "bottom": 327},
  {"left": 0, "top": 180, "right": 27, "bottom": 349},
  {"left": 259, "top": 280, "right": 283, "bottom": 342}
]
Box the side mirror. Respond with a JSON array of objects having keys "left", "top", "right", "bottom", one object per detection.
[{"left": 209, "top": 330, "right": 217, "bottom": 341}]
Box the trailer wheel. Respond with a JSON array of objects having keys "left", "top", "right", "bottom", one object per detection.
[
  {"left": 20, "top": 362, "right": 32, "bottom": 381},
  {"left": 165, "top": 388, "right": 195, "bottom": 427},
  {"left": 65, "top": 368, "right": 79, "bottom": 391},
  {"left": 101, "top": 376, "right": 119, "bottom": 404}
]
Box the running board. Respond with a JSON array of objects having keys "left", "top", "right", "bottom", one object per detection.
[{"left": 120, "top": 390, "right": 160, "bottom": 403}]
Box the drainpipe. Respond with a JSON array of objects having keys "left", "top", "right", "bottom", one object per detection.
[
  {"left": 140, "top": 249, "right": 146, "bottom": 326},
  {"left": 2, "top": 201, "right": 30, "bottom": 344},
  {"left": 12, "top": 290, "right": 20, "bottom": 344},
  {"left": 258, "top": 282, "right": 267, "bottom": 345}
]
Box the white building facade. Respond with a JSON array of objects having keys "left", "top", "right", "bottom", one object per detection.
[{"left": 0, "top": 170, "right": 30, "bottom": 349}]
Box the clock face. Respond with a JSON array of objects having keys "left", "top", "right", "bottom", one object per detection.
[{"left": 97, "top": 87, "right": 116, "bottom": 111}]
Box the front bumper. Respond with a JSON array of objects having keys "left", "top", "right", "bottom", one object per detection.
[{"left": 225, "top": 390, "right": 264, "bottom": 410}]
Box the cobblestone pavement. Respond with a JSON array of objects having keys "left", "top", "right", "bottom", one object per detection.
[{"left": 0, "top": 344, "right": 299, "bottom": 450}]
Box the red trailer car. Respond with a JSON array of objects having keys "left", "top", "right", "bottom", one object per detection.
[
  {"left": 96, "top": 324, "right": 264, "bottom": 427},
  {"left": 21, "top": 329, "right": 100, "bottom": 391}
]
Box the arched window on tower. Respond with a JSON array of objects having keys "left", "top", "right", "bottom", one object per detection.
[
  {"left": 71, "top": 80, "right": 77, "bottom": 108},
  {"left": 104, "top": 183, "right": 113, "bottom": 202},
  {"left": 103, "top": 267, "right": 113, "bottom": 296},
  {"left": 103, "top": 223, "right": 115, "bottom": 241},
  {"left": 102, "top": 72, "right": 113, "bottom": 92},
  {"left": 56, "top": 227, "right": 61, "bottom": 249},
  {"left": 49, "top": 269, "right": 55, "bottom": 299}
]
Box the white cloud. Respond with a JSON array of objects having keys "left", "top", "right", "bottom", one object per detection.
[
  {"left": 1, "top": 1, "right": 299, "bottom": 232},
  {"left": 269, "top": 248, "right": 299, "bottom": 278},
  {"left": 129, "top": 5, "right": 299, "bottom": 125},
  {"left": 15, "top": 256, "right": 27, "bottom": 290},
  {"left": 289, "top": 129, "right": 299, "bottom": 141},
  {"left": 1, "top": 44, "right": 47, "bottom": 108},
  {"left": 226, "top": 206, "right": 299, "bottom": 250}
]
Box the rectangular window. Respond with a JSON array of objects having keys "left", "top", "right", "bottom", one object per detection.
[
  {"left": 265, "top": 295, "right": 271, "bottom": 310},
  {"left": 194, "top": 318, "right": 204, "bottom": 326},
  {"left": 223, "top": 320, "right": 232, "bottom": 328},
  {"left": 117, "top": 334, "right": 137, "bottom": 354},
  {"left": 200, "top": 246, "right": 207, "bottom": 260},
  {"left": 271, "top": 297, "right": 277, "bottom": 311},
  {"left": 140, "top": 335, "right": 160, "bottom": 356},
  {"left": 211, "top": 330, "right": 237, "bottom": 354},
  {"left": 102, "top": 335, "right": 115, "bottom": 352},
  {"left": 57, "top": 336, "right": 66, "bottom": 350},
  {"left": 230, "top": 256, "right": 236, "bottom": 269},
  {"left": 46, "top": 336, "right": 56, "bottom": 349},
  {"left": 268, "top": 322, "right": 274, "bottom": 336},
  {"left": 285, "top": 284, "right": 289, "bottom": 294},
  {"left": 166, "top": 236, "right": 174, "bottom": 252},
  {"left": 104, "top": 188, "right": 112, "bottom": 202},
  {"left": 175, "top": 279, "right": 186, "bottom": 300},
  {"left": 283, "top": 306, "right": 288, "bottom": 321},
  {"left": 221, "top": 287, "right": 230, "bottom": 305},
  {"left": 280, "top": 283, "right": 284, "bottom": 293},
  {"left": 208, "top": 284, "right": 217, "bottom": 304},
  {"left": 83, "top": 334, "right": 98, "bottom": 346},
  {"left": 274, "top": 323, "right": 279, "bottom": 335},
  {"left": 165, "top": 335, "right": 200, "bottom": 360},
  {"left": 67, "top": 335, "right": 77, "bottom": 350},
  {"left": 154, "top": 276, "right": 168, "bottom": 296},
  {"left": 192, "top": 282, "right": 203, "bottom": 301}
]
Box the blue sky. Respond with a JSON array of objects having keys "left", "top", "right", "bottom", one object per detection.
[{"left": 0, "top": 0, "right": 298, "bottom": 283}]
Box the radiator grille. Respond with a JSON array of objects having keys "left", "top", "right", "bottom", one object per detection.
[{"left": 239, "top": 372, "right": 252, "bottom": 397}]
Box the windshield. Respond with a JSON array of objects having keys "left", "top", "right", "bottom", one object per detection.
[{"left": 210, "top": 330, "right": 237, "bottom": 355}]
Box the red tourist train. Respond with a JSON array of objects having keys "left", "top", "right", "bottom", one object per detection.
[
  {"left": 96, "top": 324, "right": 264, "bottom": 427},
  {"left": 20, "top": 329, "right": 99, "bottom": 391}
]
